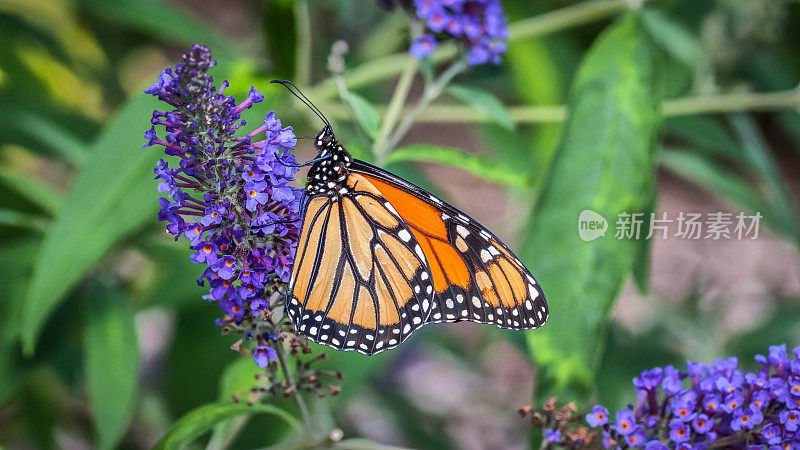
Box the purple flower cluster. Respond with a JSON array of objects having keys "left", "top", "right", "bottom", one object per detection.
[
  {"left": 410, "top": 0, "right": 509, "bottom": 65},
  {"left": 142, "top": 45, "right": 302, "bottom": 367},
  {"left": 587, "top": 344, "right": 800, "bottom": 449}
]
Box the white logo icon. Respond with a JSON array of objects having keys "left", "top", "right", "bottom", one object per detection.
[{"left": 578, "top": 210, "right": 607, "bottom": 242}]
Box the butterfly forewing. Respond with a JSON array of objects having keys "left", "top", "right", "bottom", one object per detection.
[
  {"left": 287, "top": 173, "right": 435, "bottom": 355},
  {"left": 349, "top": 161, "right": 549, "bottom": 331}
]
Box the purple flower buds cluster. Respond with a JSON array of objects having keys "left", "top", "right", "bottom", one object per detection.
[
  {"left": 410, "top": 0, "right": 509, "bottom": 65},
  {"left": 586, "top": 344, "right": 800, "bottom": 449},
  {"left": 142, "top": 44, "right": 302, "bottom": 360}
]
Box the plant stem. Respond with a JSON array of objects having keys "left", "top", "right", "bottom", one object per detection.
[
  {"left": 380, "top": 59, "right": 468, "bottom": 156},
  {"left": 275, "top": 342, "right": 317, "bottom": 439},
  {"left": 307, "top": 0, "right": 640, "bottom": 100},
  {"left": 373, "top": 57, "right": 418, "bottom": 164},
  {"left": 318, "top": 89, "right": 800, "bottom": 124},
  {"left": 294, "top": 0, "right": 312, "bottom": 86}
]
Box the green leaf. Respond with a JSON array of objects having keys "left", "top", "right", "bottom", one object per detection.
[
  {"left": 77, "top": 0, "right": 236, "bottom": 58},
  {"left": 155, "top": 403, "right": 301, "bottom": 450},
  {"left": 386, "top": 144, "right": 530, "bottom": 188},
  {"left": 640, "top": 10, "right": 700, "bottom": 68},
  {"left": 0, "top": 166, "right": 63, "bottom": 215},
  {"left": 446, "top": 84, "right": 515, "bottom": 131},
  {"left": 84, "top": 283, "right": 140, "bottom": 450},
  {"left": 521, "top": 13, "right": 663, "bottom": 401},
  {"left": 660, "top": 148, "right": 790, "bottom": 237},
  {"left": 343, "top": 92, "right": 381, "bottom": 140},
  {"left": 20, "top": 95, "right": 163, "bottom": 354},
  {"left": 15, "top": 112, "right": 90, "bottom": 167}
]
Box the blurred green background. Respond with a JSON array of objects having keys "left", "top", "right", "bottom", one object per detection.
[{"left": 1, "top": 0, "right": 799, "bottom": 448}]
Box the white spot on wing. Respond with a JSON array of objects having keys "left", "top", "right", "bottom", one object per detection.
[{"left": 456, "top": 225, "right": 469, "bottom": 238}]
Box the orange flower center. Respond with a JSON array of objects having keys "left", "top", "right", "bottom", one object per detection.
[
  {"left": 211, "top": 211, "right": 218, "bottom": 218},
  {"left": 677, "top": 429, "right": 685, "bottom": 436},
  {"left": 203, "top": 244, "right": 212, "bottom": 252},
  {"left": 249, "top": 190, "right": 257, "bottom": 197},
  {"left": 225, "top": 259, "right": 233, "bottom": 267}
]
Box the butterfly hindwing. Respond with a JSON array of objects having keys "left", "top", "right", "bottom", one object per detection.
[
  {"left": 349, "top": 160, "right": 548, "bottom": 331},
  {"left": 287, "top": 173, "right": 435, "bottom": 355}
]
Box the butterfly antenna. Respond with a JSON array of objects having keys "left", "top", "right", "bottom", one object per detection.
[{"left": 270, "top": 80, "right": 331, "bottom": 129}]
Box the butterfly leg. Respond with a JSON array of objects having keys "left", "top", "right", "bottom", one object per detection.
[{"left": 278, "top": 154, "right": 332, "bottom": 168}]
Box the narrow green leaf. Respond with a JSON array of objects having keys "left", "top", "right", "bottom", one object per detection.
[
  {"left": 521, "top": 13, "right": 663, "bottom": 400},
  {"left": 660, "top": 148, "right": 790, "bottom": 237},
  {"left": 85, "top": 283, "right": 139, "bottom": 450},
  {"left": 640, "top": 10, "right": 700, "bottom": 68},
  {"left": 20, "top": 95, "right": 163, "bottom": 354},
  {"left": 386, "top": 144, "right": 529, "bottom": 188},
  {"left": 343, "top": 92, "right": 381, "bottom": 139},
  {"left": 77, "top": 0, "right": 236, "bottom": 58},
  {"left": 0, "top": 166, "right": 63, "bottom": 215},
  {"left": 446, "top": 84, "right": 515, "bottom": 131},
  {"left": 155, "top": 403, "right": 301, "bottom": 450},
  {"left": 0, "top": 209, "right": 48, "bottom": 233},
  {"left": 15, "top": 112, "right": 90, "bottom": 167},
  {"left": 632, "top": 189, "right": 656, "bottom": 295}
]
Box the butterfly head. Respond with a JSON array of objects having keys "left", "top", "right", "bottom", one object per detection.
[{"left": 314, "top": 125, "right": 336, "bottom": 153}]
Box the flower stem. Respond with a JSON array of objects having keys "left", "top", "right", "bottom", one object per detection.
[
  {"left": 275, "top": 341, "right": 317, "bottom": 439},
  {"left": 294, "top": 0, "right": 312, "bottom": 86},
  {"left": 319, "top": 88, "right": 800, "bottom": 124},
  {"left": 373, "top": 57, "right": 418, "bottom": 164},
  {"left": 380, "top": 58, "right": 468, "bottom": 157}
]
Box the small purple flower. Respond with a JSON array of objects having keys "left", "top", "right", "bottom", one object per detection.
[
  {"left": 644, "top": 441, "right": 669, "bottom": 450},
  {"left": 703, "top": 393, "right": 722, "bottom": 413},
  {"left": 615, "top": 409, "right": 636, "bottom": 435},
  {"left": 184, "top": 223, "right": 204, "bottom": 245},
  {"left": 190, "top": 242, "right": 220, "bottom": 265},
  {"left": 731, "top": 407, "right": 762, "bottom": 431},
  {"left": 249, "top": 298, "right": 269, "bottom": 317},
  {"left": 635, "top": 367, "right": 663, "bottom": 391},
  {"left": 672, "top": 395, "right": 697, "bottom": 422},
  {"left": 253, "top": 346, "right": 277, "bottom": 368},
  {"left": 669, "top": 418, "right": 691, "bottom": 443},
  {"left": 662, "top": 365, "right": 685, "bottom": 395},
  {"left": 780, "top": 409, "right": 799, "bottom": 431},
  {"left": 410, "top": 34, "right": 437, "bottom": 58},
  {"left": 214, "top": 255, "right": 237, "bottom": 280},
  {"left": 586, "top": 405, "right": 609, "bottom": 427},
  {"left": 201, "top": 204, "right": 226, "bottom": 226},
  {"left": 544, "top": 428, "right": 560, "bottom": 444},
  {"left": 751, "top": 389, "right": 771, "bottom": 410},
  {"left": 691, "top": 413, "right": 713, "bottom": 434},
  {"left": 760, "top": 423, "right": 782, "bottom": 445},
  {"left": 244, "top": 181, "right": 269, "bottom": 211},
  {"left": 722, "top": 391, "right": 745, "bottom": 413},
  {"left": 625, "top": 428, "right": 646, "bottom": 447}
]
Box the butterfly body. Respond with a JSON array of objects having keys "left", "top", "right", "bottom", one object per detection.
[
  {"left": 305, "top": 126, "right": 353, "bottom": 197},
  {"left": 285, "top": 105, "right": 548, "bottom": 356}
]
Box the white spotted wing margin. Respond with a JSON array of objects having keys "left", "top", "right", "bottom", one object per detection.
[{"left": 286, "top": 175, "right": 436, "bottom": 355}]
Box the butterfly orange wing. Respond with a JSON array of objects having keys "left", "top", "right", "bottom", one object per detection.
[
  {"left": 287, "top": 173, "right": 435, "bottom": 355},
  {"left": 350, "top": 161, "right": 548, "bottom": 330}
]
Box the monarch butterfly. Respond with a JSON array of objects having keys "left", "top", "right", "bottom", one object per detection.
[{"left": 272, "top": 80, "right": 548, "bottom": 355}]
